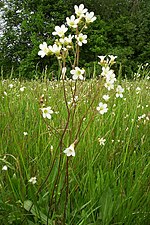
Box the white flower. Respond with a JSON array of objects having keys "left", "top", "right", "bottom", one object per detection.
[
  {"left": 104, "top": 81, "right": 114, "bottom": 91},
  {"left": 66, "top": 15, "right": 79, "bottom": 28},
  {"left": 108, "top": 55, "right": 117, "bottom": 65},
  {"left": 9, "top": 84, "right": 14, "bottom": 88},
  {"left": 2, "top": 165, "right": 8, "bottom": 171},
  {"left": 63, "top": 143, "right": 75, "bottom": 157},
  {"left": 49, "top": 44, "right": 61, "bottom": 56},
  {"left": 138, "top": 114, "right": 146, "bottom": 120},
  {"left": 136, "top": 87, "right": 141, "bottom": 94},
  {"left": 68, "top": 95, "right": 78, "bottom": 105},
  {"left": 102, "top": 94, "right": 110, "bottom": 101},
  {"left": 105, "top": 70, "right": 116, "bottom": 83},
  {"left": 96, "top": 102, "right": 108, "bottom": 114},
  {"left": 98, "top": 137, "right": 106, "bottom": 146},
  {"left": 98, "top": 56, "right": 106, "bottom": 64},
  {"left": 23, "top": 132, "right": 28, "bottom": 136},
  {"left": 70, "top": 67, "right": 85, "bottom": 80},
  {"left": 38, "top": 42, "right": 51, "bottom": 58},
  {"left": 20, "top": 87, "right": 25, "bottom": 92},
  {"left": 75, "top": 33, "right": 87, "bottom": 46},
  {"left": 101, "top": 66, "right": 116, "bottom": 84},
  {"left": 101, "top": 66, "right": 111, "bottom": 77},
  {"left": 74, "top": 4, "right": 88, "bottom": 18},
  {"left": 41, "top": 107, "right": 53, "bottom": 119},
  {"left": 28, "top": 177, "right": 37, "bottom": 184},
  {"left": 52, "top": 24, "right": 68, "bottom": 37},
  {"left": 116, "top": 85, "right": 124, "bottom": 98},
  {"left": 4, "top": 91, "right": 7, "bottom": 96},
  {"left": 59, "top": 35, "right": 74, "bottom": 46},
  {"left": 85, "top": 12, "right": 96, "bottom": 23}
]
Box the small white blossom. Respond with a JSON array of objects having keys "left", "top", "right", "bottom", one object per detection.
[
  {"left": 85, "top": 12, "right": 96, "bottom": 23},
  {"left": 64, "top": 143, "right": 75, "bottom": 157},
  {"left": 70, "top": 67, "right": 85, "bottom": 80},
  {"left": 74, "top": 4, "right": 88, "bottom": 18},
  {"left": 105, "top": 70, "right": 116, "bottom": 83},
  {"left": 98, "top": 137, "right": 106, "bottom": 146},
  {"left": 116, "top": 85, "right": 124, "bottom": 98},
  {"left": 59, "top": 35, "right": 74, "bottom": 46},
  {"left": 2, "top": 165, "right": 8, "bottom": 171},
  {"left": 38, "top": 42, "right": 51, "bottom": 58},
  {"left": 103, "top": 94, "right": 110, "bottom": 101},
  {"left": 136, "top": 87, "right": 141, "bottom": 94},
  {"left": 104, "top": 81, "right": 114, "bottom": 91},
  {"left": 9, "top": 84, "right": 14, "bottom": 88},
  {"left": 4, "top": 91, "right": 7, "bottom": 96},
  {"left": 23, "top": 132, "right": 28, "bottom": 136},
  {"left": 138, "top": 114, "right": 146, "bottom": 120},
  {"left": 98, "top": 56, "right": 106, "bottom": 65},
  {"left": 52, "top": 24, "right": 68, "bottom": 37},
  {"left": 75, "top": 33, "right": 87, "bottom": 46},
  {"left": 41, "top": 107, "right": 53, "bottom": 119},
  {"left": 20, "top": 87, "right": 25, "bottom": 92},
  {"left": 49, "top": 44, "right": 61, "bottom": 56},
  {"left": 28, "top": 177, "right": 37, "bottom": 184},
  {"left": 66, "top": 15, "right": 79, "bottom": 28},
  {"left": 96, "top": 102, "right": 108, "bottom": 114},
  {"left": 101, "top": 66, "right": 111, "bottom": 77},
  {"left": 108, "top": 55, "right": 117, "bottom": 65}
]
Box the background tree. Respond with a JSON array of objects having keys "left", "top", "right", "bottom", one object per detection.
[
  {"left": 0, "top": 0, "right": 71, "bottom": 78},
  {"left": 0, "top": 0, "right": 150, "bottom": 78}
]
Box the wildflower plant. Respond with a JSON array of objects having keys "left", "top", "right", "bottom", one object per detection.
[
  {"left": 36, "top": 4, "right": 99, "bottom": 223},
  {"left": 96, "top": 54, "right": 124, "bottom": 113},
  {"left": 27, "top": 3, "right": 125, "bottom": 224}
]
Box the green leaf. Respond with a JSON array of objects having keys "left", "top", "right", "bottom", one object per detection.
[{"left": 24, "top": 200, "right": 52, "bottom": 225}]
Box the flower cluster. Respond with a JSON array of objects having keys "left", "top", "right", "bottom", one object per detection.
[
  {"left": 96, "top": 55, "right": 124, "bottom": 115},
  {"left": 28, "top": 177, "right": 37, "bottom": 184},
  {"left": 99, "top": 55, "right": 117, "bottom": 91},
  {"left": 38, "top": 4, "right": 96, "bottom": 81}
]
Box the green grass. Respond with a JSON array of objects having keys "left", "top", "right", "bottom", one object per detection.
[{"left": 0, "top": 76, "right": 150, "bottom": 225}]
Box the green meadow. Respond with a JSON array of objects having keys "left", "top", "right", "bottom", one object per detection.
[{"left": 0, "top": 75, "right": 150, "bottom": 224}]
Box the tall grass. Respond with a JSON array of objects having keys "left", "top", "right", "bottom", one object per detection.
[{"left": 0, "top": 76, "right": 150, "bottom": 225}]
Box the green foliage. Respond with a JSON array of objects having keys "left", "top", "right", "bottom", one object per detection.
[{"left": 0, "top": 77, "right": 150, "bottom": 224}]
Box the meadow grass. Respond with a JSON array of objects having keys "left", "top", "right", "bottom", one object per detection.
[{"left": 0, "top": 76, "right": 150, "bottom": 225}]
